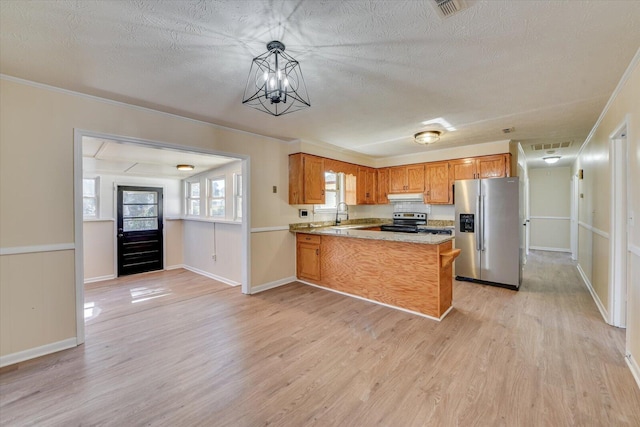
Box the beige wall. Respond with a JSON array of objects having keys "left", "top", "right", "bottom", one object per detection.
[
  {"left": 528, "top": 167, "right": 571, "bottom": 251},
  {"left": 83, "top": 220, "right": 115, "bottom": 281},
  {"left": 574, "top": 51, "right": 640, "bottom": 379},
  {"left": 0, "top": 77, "right": 300, "bottom": 360}
]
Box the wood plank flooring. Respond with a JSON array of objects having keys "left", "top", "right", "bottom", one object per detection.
[{"left": 1, "top": 251, "right": 639, "bottom": 426}]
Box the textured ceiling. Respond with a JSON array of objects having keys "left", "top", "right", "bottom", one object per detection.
[{"left": 2, "top": 1, "right": 639, "bottom": 168}]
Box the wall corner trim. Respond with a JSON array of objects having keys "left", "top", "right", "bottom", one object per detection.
[
  {"left": 627, "top": 352, "right": 640, "bottom": 391},
  {"left": 0, "top": 338, "right": 78, "bottom": 368},
  {"left": 576, "top": 264, "right": 611, "bottom": 325},
  {"left": 251, "top": 276, "right": 296, "bottom": 294}
]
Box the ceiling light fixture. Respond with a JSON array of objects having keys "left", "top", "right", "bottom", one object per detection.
[
  {"left": 414, "top": 130, "right": 441, "bottom": 145},
  {"left": 176, "top": 164, "right": 195, "bottom": 171},
  {"left": 242, "top": 41, "right": 311, "bottom": 116},
  {"left": 543, "top": 156, "right": 561, "bottom": 164}
]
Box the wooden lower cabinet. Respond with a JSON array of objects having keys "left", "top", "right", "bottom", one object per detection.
[
  {"left": 296, "top": 233, "right": 459, "bottom": 319},
  {"left": 296, "top": 234, "right": 321, "bottom": 281}
]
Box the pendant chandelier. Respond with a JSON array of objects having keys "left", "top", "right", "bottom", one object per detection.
[{"left": 242, "top": 41, "right": 311, "bottom": 116}]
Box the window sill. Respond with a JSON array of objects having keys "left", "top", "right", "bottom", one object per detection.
[
  {"left": 181, "top": 216, "right": 242, "bottom": 225},
  {"left": 83, "top": 217, "right": 114, "bottom": 222}
]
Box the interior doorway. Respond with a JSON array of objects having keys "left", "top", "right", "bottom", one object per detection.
[
  {"left": 74, "top": 129, "right": 251, "bottom": 345},
  {"left": 609, "top": 118, "right": 628, "bottom": 329}
]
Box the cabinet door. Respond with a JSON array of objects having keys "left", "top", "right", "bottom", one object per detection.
[
  {"left": 366, "top": 168, "right": 377, "bottom": 203},
  {"left": 303, "top": 155, "right": 325, "bottom": 204},
  {"left": 406, "top": 165, "right": 425, "bottom": 192},
  {"left": 376, "top": 168, "right": 389, "bottom": 204},
  {"left": 425, "top": 162, "right": 450, "bottom": 204},
  {"left": 450, "top": 159, "right": 477, "bottom": 181},
  {"left": 477, "top": 154, "right": 506, "bottom": 179},
  {"left": 297, "top": 236, "right": 321, "bottom": 281},
  {"left": 356, "top": 167, "right": 368, "bottom": 204},
  {"left": 389, "top": 166, "right": 407, "bottom": 192}
]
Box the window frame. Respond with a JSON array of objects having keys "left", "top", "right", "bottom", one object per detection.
[
  {"left": 207, "top": 176, "right": 226, "bottom": 218},
  {"left": 186, "top": 180, "right": 201, "bottom": 216},
  {"left": 314, "top": 172, "right": 347, "bottom": 213},
  {"left": 82, "top": 177, "right": 100, "bottom": 219},
  {"left": 233, "top": 173, "right": 242, "bottom": 221}
]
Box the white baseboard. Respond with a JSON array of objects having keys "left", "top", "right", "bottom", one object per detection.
[
  {"left": 0, "top": 337, "right": 77, "bottom": 368},
  {"left": 299, "top": 280, "right": 449, "bottom": 322},
  {"left": 83, "top": 274, "right": 116, "bottom": 284},
  {"left": 627, "top": 352, "right": 640, "bottom": 391},
  {"left": 250, "top": 276, "right": 296, "bottom": 294},
  {"left": 577, "top": 264, "right": 610, "bottom": 324},
  {"left": 165, "top": 264, "right": 185, "bottom": 270},
  {"left": 529, "top": 246, "right": 571, "bottom": 253},
  {"left": 182, "top": 265, "right": 240, "bottom": 287}
]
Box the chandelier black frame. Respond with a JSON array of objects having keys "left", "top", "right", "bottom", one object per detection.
[{"left": 242, "top": 41, "right": 311, "bottom": 116}]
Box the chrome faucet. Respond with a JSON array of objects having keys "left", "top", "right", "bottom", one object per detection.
[{"left": 336, "top": 202, "right": 349, "bottom": 225}]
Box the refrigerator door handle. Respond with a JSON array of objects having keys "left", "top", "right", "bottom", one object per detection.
[
  {"left": 481, "top": 194, "right": 486, "bottom": 251},
  {"left": 476, "top": 195, "right": 482, "bottom": 251}
]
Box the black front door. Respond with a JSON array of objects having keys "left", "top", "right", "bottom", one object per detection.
[{"left": 117, "top": 186, "right": 163, "bottom": 276}]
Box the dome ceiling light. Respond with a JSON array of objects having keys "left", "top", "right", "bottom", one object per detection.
[
  {"left": 414, "top": 130, "right": 441, "bottom": 145},
  {"left": 543, "top": 156, "right": 561, "bottom": 164}
]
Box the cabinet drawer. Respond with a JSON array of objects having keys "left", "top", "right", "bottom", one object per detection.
[{"left": 297, "top": 234, "right": 321, "bottom": 244}]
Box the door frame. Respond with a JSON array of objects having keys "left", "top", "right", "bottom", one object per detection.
[
  {"left": 116, "top": 184, "right": 164, "bottom": 277},
  {"left": 74, "top": 129, "right": 251, "bottom": 345},
  {"left": 609, "top": 116, "right": 629, "bottom": 328}
]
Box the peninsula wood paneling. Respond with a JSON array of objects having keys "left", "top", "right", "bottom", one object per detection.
[{"left": 318, "top": 236, "right": 452, "bottom": 318}]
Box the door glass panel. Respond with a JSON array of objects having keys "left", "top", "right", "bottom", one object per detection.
[
  {"left": 123, "top": 218, "right": 158, "bottom": 231},
  {"left": 124, "top": 191, "right": 157, "bottom": 204},
  {"left": 123, "top": 204, "right": 158, "bottom": 218}
]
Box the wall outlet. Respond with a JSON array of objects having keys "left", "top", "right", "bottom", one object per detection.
[{"left": 212, "top": 254, "right": 216, "bottom": 261}]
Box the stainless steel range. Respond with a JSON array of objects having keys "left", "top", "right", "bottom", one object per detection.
[{"left": 380, "top": 212, "right": 453, "bottom": 235}]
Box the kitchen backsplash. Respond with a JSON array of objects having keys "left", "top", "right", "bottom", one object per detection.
[{"left": 392, "top": 202, "right": 431, "bottom": 214}]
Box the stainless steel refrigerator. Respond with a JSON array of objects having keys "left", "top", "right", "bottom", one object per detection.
[{"left": 454, "top": 177, "right": 522, "bottom": 290}]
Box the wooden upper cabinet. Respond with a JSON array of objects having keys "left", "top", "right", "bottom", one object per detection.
[
  {"left": 450, "top": 154, "right": 510, "bottom": 182},
  {"left": 376, "top": 168, "right": 390, "bottom": 204},
  {"left": 357, "top": 166, "right": 377, "bottom": 204},
  {"left": 289, "top": 153, "right": 325, "bottom": 204},
  {"left": 477, "top": 154, "right": 509, "bottom": 179},
  {"left": 424, "top": 162, "right": 451, "bottom": 204},
  {"left": 389, "top": 164, "right": 425, "bottom": 193}
]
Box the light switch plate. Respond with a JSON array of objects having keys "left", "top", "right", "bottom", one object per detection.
[{"left": 299, "top": 209, "right": 308, "bottom": 218}]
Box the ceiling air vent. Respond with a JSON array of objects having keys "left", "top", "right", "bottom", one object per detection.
[
  {"left": 431, "top": 0, "right": 468, "bottom": 18},
  {"left": 530, "top": 141, "right": 573, "bottom": 151}
]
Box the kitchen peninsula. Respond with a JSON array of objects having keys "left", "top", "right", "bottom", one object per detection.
[{"left": 291, "top": 223, "right": 459, "bottom": 320}]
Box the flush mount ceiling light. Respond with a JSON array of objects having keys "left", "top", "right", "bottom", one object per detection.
[
  {"left": 543, "top": 156, "right": 561, "bottom": 164},
  {"left": 414, "top": 130, "right": 441, "bottom": 145},
  {"left": 242, "top": 40, "right": 311, "bottom": 117},
  {"left": 176, "top": 164, "right": 195, "bottom": 171}
]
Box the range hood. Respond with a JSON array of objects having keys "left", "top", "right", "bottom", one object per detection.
[{"left": 387, "top": 193, "right": 424, "bottom": 203}]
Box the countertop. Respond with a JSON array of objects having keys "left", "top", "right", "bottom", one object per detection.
[{"left": 291, "top": 223, "right": 454, "bottom": 245}]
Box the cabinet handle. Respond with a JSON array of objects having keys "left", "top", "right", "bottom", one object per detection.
[
  {"left": 306, "top": 237, "right": 311, "bottom": 240},
  {"left": 321, "top": 190, "right": 325, "bottom": 195},
  {"left": 316, "top": 249, "right": 319, "bottom": 255},
  {"left": 426, "top": 190, "right": 430, "bottom": 196}
]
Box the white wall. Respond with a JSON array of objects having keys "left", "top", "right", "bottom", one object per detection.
[
  {"left": 528, "top": 167, "right": 571, "bottom": 252},
  {"left": 182, "top": 221, "right": 241, "bottom": 285}
]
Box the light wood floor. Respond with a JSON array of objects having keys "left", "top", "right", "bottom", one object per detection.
[{"left": 1, "top": 251, "right": 639, "bottom": 426}]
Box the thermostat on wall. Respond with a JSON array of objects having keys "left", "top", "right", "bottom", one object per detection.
[{"left": 299, "top": 209, "right": 309, "bottom": 218}]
